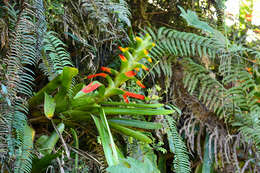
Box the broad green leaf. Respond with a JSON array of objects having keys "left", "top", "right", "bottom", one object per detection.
[
  {"left": 35, "top": 135, "right": 49, "bottom": 147},
  {"left": 60, "top": 66, "right": 78, "bottom": 90},
  {"left": 99, "top": 108, "right": 119, "bottom": 164},
  {"left": 109, "top": 122, "right": 152, "bottom": 143},
  {"left": 107, "top": 156, "right": 160, "bottom": 173},
  {"left": 109, "top": 118, "right": 162, "bottom": 129},
  {"left": 101, "top": 102, "right": 164, "bottom": 108},
  {"left": 38, "top": 123, "right": 65, "bottom": 155},
  {"left": 31, "top": 153, "right": 61, "bottom": 173},
  {"left": 100, "top": 107, "right": 174, "bottom": 115},
  {"left": 44, "top": 93, "right": 56, "bottom": 119},
  {"left": 60, "top": 110, "right": 92, "bottom": 121},
  {"left": 202, "top": 134, "right": 214, "bottom": 173},
  {"left": 29, "top": 74, "right": 61, "bottom": 108},
  {"left": 92, "top": 115, "right": 120, "bottom": 166}
]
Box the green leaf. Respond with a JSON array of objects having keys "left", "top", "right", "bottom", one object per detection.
[
  {"left": 202, "top": 134, "right": 214, "bottom": 173},
  {"left": 71, "top": 128, "right": 79, "bottom": 173},
  {"left": 92, "top": 114, "right": 120, "bottom": 166},
  {"left": 35, "top": 135, "right": 49, "bottom": 147},
  {"left": 44, "top": 93, "right": 56, "bottom": 119},
  {"left": 60, "top": 66, "right": 78, "bottom": 90},
  {"left": 109, "top": 122, "right": 152, "bottom": 143},
  {"left": 109, "top": 118, "right": 162, "bottom": 129},
  {"left": 38, "top": 123, "right": 65, "bottom": 155},
  {"left": 101, "top": 102, "right": 164, "bottom": 108},
  {"left": 101, "top": 107, "right": 174, "bottom": 116},
  {"left": 107, "top": 156, "right": 160, "bottom": 173},
  {"left": 29, "top": 74, "right": 61, "bottom": 108},
  {"left": 31, "top": 153, "right": 61, "bottom": 173}
]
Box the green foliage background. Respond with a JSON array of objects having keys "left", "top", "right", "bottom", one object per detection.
[{"left": 0, "top": 0, "right": 260, "bottom": 173}]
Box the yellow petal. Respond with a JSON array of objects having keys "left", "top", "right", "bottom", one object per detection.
[{"left": 144, "top": 49, "right": 149, "bottom": 55}]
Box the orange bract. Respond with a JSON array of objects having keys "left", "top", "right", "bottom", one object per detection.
[
  {"left": 136, "top": 80, "right": 145, "bottom": 88},
  {"left": 101, "top": 66, "right": 111, "bottom": 73},
  {"left": 125, "top": 71, "right": 136, "bottom": 77},
  {"left": 245, "top": 14, "right": 252, "bottom": 22},
  {"left": 141, "top": 64, "right": 149, "bottom": 71},
  {"left": 87, "top": 73, "right": 107, "bottom": 79},
  {"left": 82, "top": 82, "right": 101, "bottom": 93},
  {"left": 119, "top": 54, "right": 127, "bottom": 62},
  {"left": 245, "top": 67, "right": 252, "bottom": 72},
  {"left": 123, "top": 94, "right": 129, "bottom": 103},
  {"left": 124, "top": 91, "right": 145, "bottom": 100},
  {"left": 134, "top": 67, "right": 140, "bottom": 72}
]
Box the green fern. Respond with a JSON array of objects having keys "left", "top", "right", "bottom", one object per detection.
[
  {"left": 1, "top": 1, "right": 47, "bottom": 172},
  {"left": 40, "top": 31, "right": 72, "bottom": 79},
  {"left": 165, "top": 115, "right": 191, "bottom": 173},
  {"left": 144, "top": 6, "right": 260, "bottom": 171}
]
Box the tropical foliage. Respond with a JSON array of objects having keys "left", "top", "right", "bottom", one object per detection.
[{"left": 0, "top": 0, "right": 260, "bottom": 173}]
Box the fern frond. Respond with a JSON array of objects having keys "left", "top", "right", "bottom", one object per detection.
[
  {"left": 165, "top": 115, "right": 191, "bottom": 173},
  {"left": 182, "top": 58, "right": 228, "bottom": 116},
  {"left": 81, "top": 0, "right": 131, "bottom": 29},
  {"left": 40, "top": 31, "right": 72, "bottom": 79},
  {"left": 236, "top": 108, "right": 260, "bottom": 149},
  {"left": 2, "top": 1, "right": 46, "bottom": 172}
]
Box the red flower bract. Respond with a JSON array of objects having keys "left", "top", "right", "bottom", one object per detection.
[
  {"left": 245, "top": 14, "right": 252, "bottom": 22},
  {"left": 87, "top": 73, "right": 107, "bottom": 79},
  {"left": 123, "top": 94, "right": 129, "bottom": 103},
  {"left": 82, "top": 82, "right": 101, "bottom": 93},
  {"left": 119, "top": 54, "right": 127, "bottom": 62},
  {"left": 101, "top": 66, "right": 111, "bottom": 73},
  {"left": 124, "top": 91, "right": 145, "bottom": 100},
  {"left": 125, "top": 71, "right": 136, "bottom": 77},
  {"left": 136, "top": 80, "right": 145, "bottom": 88}
]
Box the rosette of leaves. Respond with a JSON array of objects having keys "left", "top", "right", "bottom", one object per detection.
[{"left": 29, "top": 34, "right": 174, "bottom": 166}]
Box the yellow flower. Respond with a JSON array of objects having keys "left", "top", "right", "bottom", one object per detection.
[
  {"left": 135, "top": 37, "right": 142, "bottom": 41},
  {"left": 141, "top": 64, "right": 149, "bottom": 71},
  {"left": 134, "top": 67, "right": 140, "bottom": 72},
  {"left": 118, "top": 46, "right": 129, "bottom": 52},
  {"left": 147, "top": 57, "right": 152, "bottom": 63},
  {"left": 144, "top": 49, "right": 149, "bottom": 55}
]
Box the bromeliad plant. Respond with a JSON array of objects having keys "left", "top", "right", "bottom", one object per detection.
[{"left": 29, "top": 34, "right": 174, "bottom": 167}]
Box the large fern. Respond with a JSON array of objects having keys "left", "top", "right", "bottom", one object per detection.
[
  {"left": 0, "top": 1, "right": 48, "bottom": 172},
  {"left": 145, "top": 6, "right": 260, "bottom": 171}
]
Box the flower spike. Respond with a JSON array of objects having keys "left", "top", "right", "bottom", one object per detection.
[{"left": 87, "top": 73, "right": 107, "bottom": 79}]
